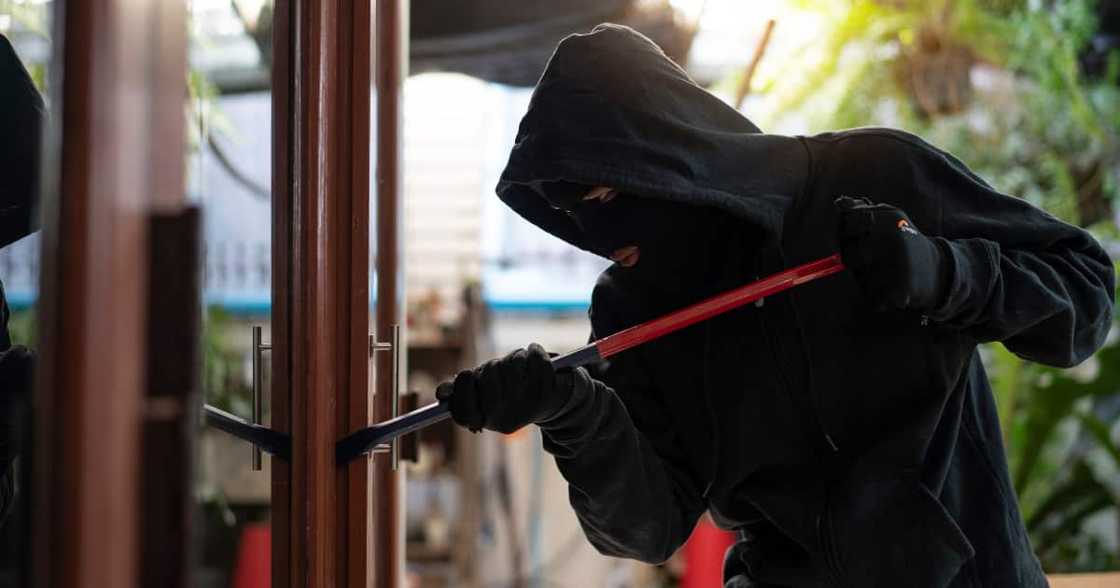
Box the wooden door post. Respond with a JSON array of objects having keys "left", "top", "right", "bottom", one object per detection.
[{"left": 273, "top": 1, "right": 373, "bottom": 586}]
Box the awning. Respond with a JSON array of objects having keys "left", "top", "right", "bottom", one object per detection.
[
  {"left": 201, "top": 0, "right": 695, "bottom": 93},
  {"left": 410, "top": 0, "right": 695, "bottom": 87}
]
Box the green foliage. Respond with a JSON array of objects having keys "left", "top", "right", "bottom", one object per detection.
[
  {"left": 0, "top": 0, "right": 48, "bottom": 38},
  {"left": 0, "top": 0, "right": 50, "bottom": 92},
  {"left": 201, "top": 307, "right": 253, "bottom": 416},
  {"left": 764, "top": 0, "right": 1120, "bottom": 572},
  {"left": 186, "top": 54, "right": 236, "bottom": 157},
  {"left": 6, "top": 309, "right": 35, "bottom": 347},
  {"left": 993, "top": 324, "right": 1120, "bottom": 572},
  {"left": 769, "top": 0, "right": 1120, "bottom": 228}
]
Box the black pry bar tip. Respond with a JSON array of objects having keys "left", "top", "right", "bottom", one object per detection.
[
  {"left": 203, "top": 404, "right": 292, "bottom": 461},
  {"left": 334, "top": 343, "right": 602, "bottom": 465},
  {"left": 335, "top": 400, "right": 451, "bottom": 464}
]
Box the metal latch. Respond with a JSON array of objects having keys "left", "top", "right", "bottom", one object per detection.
[
  {"left": 250, "top": 326, "right": 271, "bottom": 470},
  {"left": 368, "top": 325, "right": 402, "bottom": 470},
  {"left": 200, "top": 324, "right": 289, "bottom": 463}
]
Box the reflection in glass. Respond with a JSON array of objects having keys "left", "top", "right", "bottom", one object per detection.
[
  {"left": 188, "top": 1, "right": 275, "bottom": 585},
  {"left": 0, "top": 1, "right": 48, "bottom": 586}
]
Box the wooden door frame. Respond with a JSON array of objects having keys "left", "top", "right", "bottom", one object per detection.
[
  {"left": 271, "top": 1, "right": 293, "bottom": 583},
  {"left": 372, "top": 0, "right": 406, "bottom": 586},
  {"left": 34, "top": 1, "right": 188, "bottom": 587},
  {"left": 271, "top": 1, "right": 376, "bottom": 586},
  {"left": 33, "top": 1, "right": 390, "bottom": 586}
]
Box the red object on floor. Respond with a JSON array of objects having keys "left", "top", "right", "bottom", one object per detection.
[
  {"left": 232, "top": 522, "right": 271, "bottom": 588},
  {"left": 682, "top": 516, "right": 736, "bottom": 588}
]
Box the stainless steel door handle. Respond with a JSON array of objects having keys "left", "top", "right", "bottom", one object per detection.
[
  {"left": 251, "top": 325, "right": 271, "bottom": 470},
  {"left": 369, "top": 324, "right": 401, "bottom": 469}
]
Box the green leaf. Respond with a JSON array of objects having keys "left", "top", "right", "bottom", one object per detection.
[
  {"left": 1074, "top": 412, "right": 1120, "bottom": 471},
  {"left": 1026, "top": 460, "right": 1109, "bottom": 532}
]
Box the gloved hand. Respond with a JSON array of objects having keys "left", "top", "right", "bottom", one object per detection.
[
  {"left": 436, "top": 343, "right": 573, "bottom": 434},
  {"left": 834, "top": 196, "right": 951, "bottom": 312}
]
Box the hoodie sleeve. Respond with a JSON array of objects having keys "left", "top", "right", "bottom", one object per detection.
[
  {"left": 870, "top": 132, "right": 1115, "bottom": 368},
  {"left": 537, "top": 290, "right": 706, "bottom": 564}
]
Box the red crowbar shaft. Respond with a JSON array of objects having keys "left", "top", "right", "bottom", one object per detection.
[{"left": 335, "top": 254, "right": 845, "bottom": 463}]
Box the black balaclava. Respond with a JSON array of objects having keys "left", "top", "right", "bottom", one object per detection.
[
  {"left": 537, "top": 180, "right": 733, "bottom": 296},
  {"left": 497, "top": 24, "right": 810, "bottom": 300}
]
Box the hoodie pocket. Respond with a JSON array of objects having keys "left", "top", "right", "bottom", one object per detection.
[{"left": 823, "top": 474, "right": 975, "bottom": 588}]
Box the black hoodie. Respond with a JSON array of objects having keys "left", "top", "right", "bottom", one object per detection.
[
  {"left": 0, "top": 35, "right": 43, "bottom": 354},
  {"left": 0, "top": 34, "right": 43, "bottom": 530},
  {"left": 498, "top": 24, "right": 1115, "bottom": 588},
  {"left": 0, "top": 34, "right": 43, "bottom": 252}
]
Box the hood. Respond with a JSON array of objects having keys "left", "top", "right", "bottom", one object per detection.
[
  {"left": 0, "top": 34, "right": 45, "bottom": 248},
  {"left": 496, "top": 23, "right": 808, "bottom": 254}
]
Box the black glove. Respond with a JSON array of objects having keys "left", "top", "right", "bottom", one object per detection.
[
  {"left": 834, "top": 196, "right": 951, "bottom": 312},
  {"left": 436, "top": 343, "right": 573, "bottom": 434}
]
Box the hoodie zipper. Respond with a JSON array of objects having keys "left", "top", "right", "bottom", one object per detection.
[
  {"left": 772, "top": 247, "right": 846, "bottom": 585},
  {"left": 816, "top": 508, "right": 847, "bottom": 586},
  {"left": 756, "top": 288, "right": 844, "bottom": 586},
  {"left": 759, "top": 248, "right": 839, "bottom": 455},
  {"left": 701, "top": 319, "right": 720, "bottom": 499}
]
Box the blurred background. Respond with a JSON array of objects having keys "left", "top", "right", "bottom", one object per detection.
[{"left": 2, "top": 0, "right": 1120, "bottom": 586}]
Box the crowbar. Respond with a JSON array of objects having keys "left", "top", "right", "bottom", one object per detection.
[{"left": 335, "top": 253, "right": 845, "bottom": 464}]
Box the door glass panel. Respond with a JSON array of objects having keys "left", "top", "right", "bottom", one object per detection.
[
  {"left": 188, "top": 1, "right": 275, "bottom": 585},
  {"left": 0, "top": 1, "right": 49, "bottom": 586}
]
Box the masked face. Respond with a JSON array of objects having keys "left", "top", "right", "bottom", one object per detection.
[{"left": 539, "top": 182, "right": 725, "bottom": 284}]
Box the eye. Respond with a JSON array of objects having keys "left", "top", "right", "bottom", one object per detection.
[{"left": 582, "top": 186, "right": 617, "bottom": 203}]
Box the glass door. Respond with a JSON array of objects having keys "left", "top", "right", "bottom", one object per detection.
[
  {"left": 190, "top": 2, "right": 386, "bottom": 586},
  {"left": 188, "top": 1, "right": 278, "bottom": 585}
]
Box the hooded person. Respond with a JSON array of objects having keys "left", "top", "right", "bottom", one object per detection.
[
  {"left": 436, "top": 24, "right": 1115, "bottom": 588},
  {"left": 0, "top": 34, "right": 45, "bottom": 527}
]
